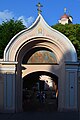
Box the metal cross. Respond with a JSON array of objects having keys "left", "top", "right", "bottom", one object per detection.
[
  {"left": 36, "top": 2, "right": 43, "bottom": 14},
  {"left": 64, "top": 8, "right": 67, "bottom": 14}
]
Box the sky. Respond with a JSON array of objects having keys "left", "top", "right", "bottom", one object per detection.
[{"left": 0, "top": 0, "right": 80, "bottom": 27}]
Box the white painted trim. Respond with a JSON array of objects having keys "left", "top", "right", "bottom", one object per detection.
[
  {"left": 65, "top": 61, "right": 79, "bottom": 65},
  {"left": 0, "top": 67, "right": 16, "bottom": 71},
  {"left": 0, "top": 61, "right": 18, "bottom": 65},
  {"left": 66, "top": 69, "right": 78, "bottom": 71}
]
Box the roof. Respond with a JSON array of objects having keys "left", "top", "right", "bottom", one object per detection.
[{"left": 61, "top": 14, "right": 69, "bottom": 19}]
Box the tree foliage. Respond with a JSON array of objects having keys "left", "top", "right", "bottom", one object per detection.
[
  {"left": 52, "top": 24, "right": 80, "bottom": 59},
  {"left": 0, "top": 19, "right": 26, "bottom": 58}
]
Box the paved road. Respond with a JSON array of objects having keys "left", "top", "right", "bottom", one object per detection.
[{"left": 0, "top": 111, "right": 79, "bottom": 120}]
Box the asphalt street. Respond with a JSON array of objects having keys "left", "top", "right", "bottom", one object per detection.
[{"left": 0, "top": 111, "right": 79, "bottom": 120}]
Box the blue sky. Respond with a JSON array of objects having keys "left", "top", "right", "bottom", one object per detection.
[{"left": 0, "top": 0, "right": 80, "bottom": 27}]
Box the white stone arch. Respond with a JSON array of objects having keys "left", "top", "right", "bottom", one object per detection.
[
  {"left": 4, "top": 14, "right": 77, "bottom": 62},
  {"left": 15, "top": 37, "right": 64, "bottom": 64},
  {"left": 4, "top": 35, "right": 77, "bottom": 62},
  {"left": 2, "top": 14, "right": 78, "bottom": 112},
  {"left": 22, "top": 64, "right": 60, "bottom": 79}
]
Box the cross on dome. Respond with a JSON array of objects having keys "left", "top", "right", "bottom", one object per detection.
[
  {"left": 36, "top": 2, "right": 43, "bottom": 14},
  {"left": 64, "top": 8, "right": 67, "bottom": 14}
]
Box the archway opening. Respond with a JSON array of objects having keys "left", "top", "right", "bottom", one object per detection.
[{"left": 22, "top": 71, "right": 58, "bottom": 112}]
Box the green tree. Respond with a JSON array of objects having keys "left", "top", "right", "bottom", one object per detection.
[
  {"left": 52, "top": 24, "right": 80, "bottom": 59},
  {"left": 0, "top": 19, "right": 26, "bottom": 58}
]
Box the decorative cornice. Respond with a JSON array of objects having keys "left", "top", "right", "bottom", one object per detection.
[
  {"left": 0, "top": 61, "right": 18, "bottom": 65},
  {"left": 0, "top": 67, "right": 16, "bottom": 71},
  {"left": 65, "top": 61, "right": 79, "bottom": 65}
]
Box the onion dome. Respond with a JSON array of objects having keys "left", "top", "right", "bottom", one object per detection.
[{"left": 61, "top": 14, "right": 69, "bottom": 19}]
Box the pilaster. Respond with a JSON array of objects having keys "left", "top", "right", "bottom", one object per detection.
[{"left": 65, "top": 62, "right": 79, "bottom": 111}]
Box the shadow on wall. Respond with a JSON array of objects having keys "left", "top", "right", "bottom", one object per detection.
[{"left": 0, "top": 72, "right": 15, "bottom": 112}]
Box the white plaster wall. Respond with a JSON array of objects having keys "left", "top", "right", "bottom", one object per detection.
[
  {"left": 0, "top": 79, "right": 4, "bottom": 111},
  {"left": 65, "top": 64, "right": 78, "bottom": 110},
  {"left": 0, "top": 64, "right": 16, "bottom": 112}
]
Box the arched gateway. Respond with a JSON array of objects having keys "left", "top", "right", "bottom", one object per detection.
[{"left": 0, "top": 14, "right": 78, "bottom": 112}]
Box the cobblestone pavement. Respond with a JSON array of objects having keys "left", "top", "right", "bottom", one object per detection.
[{"left": 0, "top": 111, "right": 79, "bottom": 120}]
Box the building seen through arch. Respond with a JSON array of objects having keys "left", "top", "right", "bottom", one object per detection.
[
  {"left": 23, "top": 71, "right": 58, "bottom": 111},
  {"left": 0, "top": 11, "right": 80, "bottom": 112}
]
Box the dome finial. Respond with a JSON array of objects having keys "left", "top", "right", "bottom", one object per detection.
[
  {"left": 36, "top": 2, "right": 43, "bottom": 15},
  {"left": 64, "top": 8, "right": 67, "bottom": 14}
]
